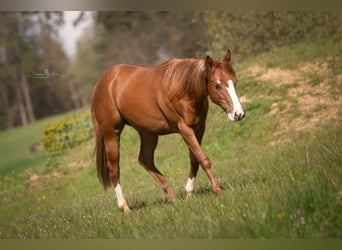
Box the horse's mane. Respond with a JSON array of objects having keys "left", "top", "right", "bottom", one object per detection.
[{"left": 159, "top": 58, "right": 207, "bottom": 100}]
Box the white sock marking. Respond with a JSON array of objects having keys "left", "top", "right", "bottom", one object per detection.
[
  {"left": 114, "top": 184, "right": 126, "bottom": 208},
  {"left": 185, "top": 177, "right": 195, "bottom": 193}
]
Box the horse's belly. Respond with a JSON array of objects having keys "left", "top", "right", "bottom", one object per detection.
[
  {"left": 124, "top": 110, "right": 175, "bottom": 134},
  {"left": 113, "top": 66, "right": 177, "bottom": 134},
  {"left": 117, "top": 98, "right": 176, "bottom": 134}
]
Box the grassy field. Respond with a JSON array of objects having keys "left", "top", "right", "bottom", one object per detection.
[{"left": 0, "top": 41, "right": 341, "bottom": 238}]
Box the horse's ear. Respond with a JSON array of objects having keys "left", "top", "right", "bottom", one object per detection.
[
  {"left": 205, "top": 55, "right": 214, "bottom": 69},
  {"left": 223, "top": 49, "right": 231, "bottom": 63}
]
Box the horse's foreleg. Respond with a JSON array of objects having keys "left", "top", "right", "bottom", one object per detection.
[
  {"left": 138, "top": 132, "right": 176, "bottom": 203},
  {"left": 104, "top": 136, "right": 131, "bottom": 213},
  {"left": 185, "top": 125, "right": 205, "bottom": 197},
  {"left": 185, "top": 152, "right": 198, "bottom": 197},
  {"left": 178, "top": 123, "right": 222, "bottom": 195}
]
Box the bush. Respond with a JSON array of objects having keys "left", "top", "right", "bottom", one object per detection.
[{"left": 41, "top": 112, "right": 93, "bottom": 155}]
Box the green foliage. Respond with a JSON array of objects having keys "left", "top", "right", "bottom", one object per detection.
[
  {"left": 203, "top": 11, "right": 342, "bottom": 62},
  {"left": 41, "top": 112, "right": 93, "bottom": 155}
]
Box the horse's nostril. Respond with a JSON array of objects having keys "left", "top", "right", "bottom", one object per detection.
[
  {"left": 241, "top": 111, "right": 245, "bottom": 119},
  {"left": 234, "top": 111, "right": 245, "bottom": 121}
]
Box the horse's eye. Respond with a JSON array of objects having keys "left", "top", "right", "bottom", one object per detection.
[{"left": 215, "top": 82, "right": 222, "bottom": 90}]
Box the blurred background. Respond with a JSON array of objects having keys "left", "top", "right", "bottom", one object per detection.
[{"left": 0, "top": 11, "right": 341, "bottom": 130}]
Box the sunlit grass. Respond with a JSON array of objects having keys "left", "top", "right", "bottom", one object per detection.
[
  {"left": 1, "top": 103, "right": 341, "bottom": 238},
  {"left": 1, "top": 42, "right": 341, "bottom": 238}
]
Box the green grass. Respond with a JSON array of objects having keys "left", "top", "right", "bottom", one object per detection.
[
  {"left": 0, "top": 120, "right": 47, "bottom": 176},
  {"left": 0, "top": 108, "right": 90, "bottom": 176},
  {"left": 238, "top": 39, "right": 342, "bottom": 70},
  {"left": 1, "top": 120, "right": 341, "bottom": 238},
  {"left": 0, "top": 42, "right": 341, "bottom": 238}
]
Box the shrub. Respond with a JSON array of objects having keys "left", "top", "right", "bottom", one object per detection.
[{"left": 41, "top": 112, "right": 93, "bottom": 155}]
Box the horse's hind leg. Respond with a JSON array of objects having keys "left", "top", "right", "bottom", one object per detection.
[
  {"left": 138, "top": 132, "right": 176, "bottom": 203},
  {"left": 103, "top": 131, "right": 131, "bottom": 214}
]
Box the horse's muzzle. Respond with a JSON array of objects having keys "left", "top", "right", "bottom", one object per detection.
[
  {"left": 228, "top": 110, "right": 245, "bottom": 122},
  {"left": 234, "top": 110, "right": 245, "bottom": 121}
]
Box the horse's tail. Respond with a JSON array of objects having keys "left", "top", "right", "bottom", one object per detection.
[{"left": 91, "top": 106, "right": 112, "bottom": 190}]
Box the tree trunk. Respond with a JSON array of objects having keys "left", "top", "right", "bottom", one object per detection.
[
  {"left": 17, "top": 88, "right": 28, "bottom": 126},
  {"left": 20, "top": 69, "right": 35, "bottom": 123},
  {"left": 0, "top": 84, "right": 14, "bottom": 129},
  {"left": 67, "top": 79, "right": 81, "bottom": 109}
]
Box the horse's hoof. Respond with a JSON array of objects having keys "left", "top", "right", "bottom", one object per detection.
[
  {"left": 121, "top": 205, "right": 132, "bottom": 214},
  {"left": 123, "top": 207, "right": 132, "bottom": 214},
  {"left": 165, "top": 196, "right": 176, "bottom": 203},
  {"left": 165, "top": 193, "right": 176, "bottom": 203},
  {"left": 186, "top": 192, "right": 193, "bottom": 199},
  {"left": 165, "top": 187, "right": 176, "bottom": 203},
  {"left": 213, "top": 187, "right": 223, "bottom": 195}
]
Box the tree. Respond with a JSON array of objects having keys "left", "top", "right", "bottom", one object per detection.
[
  {"left": 0, "top": 12, "right": 34, "bottom": 128},
  {"left": 0, "top": 12, "right": 69, "bottom": 129},
  {"left": 202, "top": 11, "right": 342, "bottom": 62},
  {"left": 95, "top": 12, "right": 207, "bottom": 65},
  {"left": 68, "top": 22, "right": 104, "bottom": 108}
]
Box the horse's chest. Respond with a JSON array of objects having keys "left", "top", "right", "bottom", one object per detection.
[{"left": 176, "top": 99, "right": 208, "bottom": 127}]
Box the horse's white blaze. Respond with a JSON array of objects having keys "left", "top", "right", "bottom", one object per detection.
[
  {"left": 185, "top": 177, "right": 195, "bottom": 193},
  {"left": 114, "top": 183, "right": 126, "bottom": 208},
  {"left": 226, "top": 80, "right": 244, "bottom": 120}
]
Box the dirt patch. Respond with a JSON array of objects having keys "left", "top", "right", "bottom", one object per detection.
[
  {"left": 243, "top": 60, "right": 341, "bottom": 145},
  {"left": 29, "top": 174, "right": 39, "bottom": 182},
  {"left": 246, "top": 64, "right": 301, "bottom": 86},
  {"left": 29, "top": 174, "right": 44, "bottom": 189},
  {"left": 68, "top": 160, "right": 89, "bottom": 169},
  {"left": 246, "top": 60, "right": 332, "bottom": 87},
  {"left": 28, "top": 160, "right": 90, "bottom": 190}
]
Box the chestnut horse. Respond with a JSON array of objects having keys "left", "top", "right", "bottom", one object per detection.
[{"left": 91, "top": 49, "right": 245, "bottom": 213}]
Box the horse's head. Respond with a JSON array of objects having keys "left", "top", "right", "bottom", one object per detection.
[{"left": 205, "top": 49, "right": 245, "bottom": 122}]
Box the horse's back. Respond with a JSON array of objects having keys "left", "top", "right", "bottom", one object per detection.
[
  {"left": 92, "top": 63, "right": 149, "bottom": 104},
  {"left": 92, "top": 63, "right": 174, "bottom": 134}
]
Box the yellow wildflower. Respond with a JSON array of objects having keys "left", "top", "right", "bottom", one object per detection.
[{"left": 277, "top": 212, "right": 285, "bottom": 219}]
